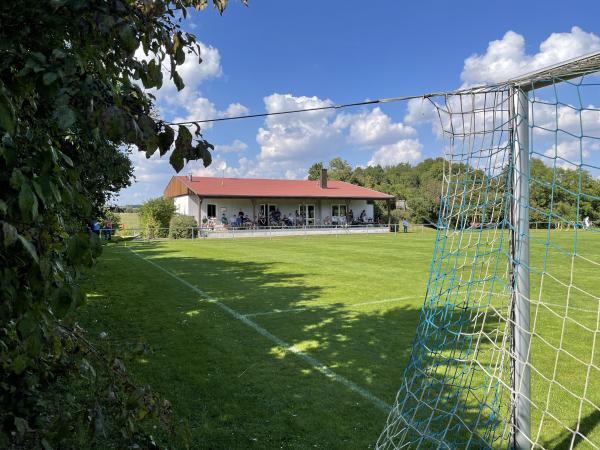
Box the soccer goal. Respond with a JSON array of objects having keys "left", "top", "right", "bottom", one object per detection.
[{"left": 378, "top": 53, "right": 600, "bottom": 449}]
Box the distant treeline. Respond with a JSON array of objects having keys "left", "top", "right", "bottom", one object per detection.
[
  {"left": 308, "top": 157, "right": 600, "bottom": 226},
  {"left": 111, "top": 204, "right": 141, "bottom": 213}
]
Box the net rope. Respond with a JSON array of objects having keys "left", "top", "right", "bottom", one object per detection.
[{"left": 377, "top": 69, "right": 600, "bottom": 449}]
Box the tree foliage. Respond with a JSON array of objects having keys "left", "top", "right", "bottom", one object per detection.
[
  {"left": 169, "top": 214, "right": 198, "bottom": 239},
  {"left": 0, "top": 0, "right": 242, "bottom": 447},
  {"left": 139, "top": 197, "right": 176, "bottom": 238},
  {"left": 307, "top": 162, "right": 323, "bottom": 181},
  {"left": 311, "top": 157, "right": 600, "bottom": 225}
]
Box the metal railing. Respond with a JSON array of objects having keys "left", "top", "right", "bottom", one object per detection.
[
  {"left": 104, "top": 223, "right": 431, "bottom": 241},
  {"left": 99, "top": 221, "right": 591, "bottom": 242}
]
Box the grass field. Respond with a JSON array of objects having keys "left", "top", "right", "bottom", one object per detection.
[
  {"left": 79, "top": 230, "right": 600, "bottom": 449},
  {"left": 117, "top": 212, "right": 140, "bottom": 230}
]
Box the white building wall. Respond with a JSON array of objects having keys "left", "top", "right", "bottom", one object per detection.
[
  {"left": 173, "top": 195, "right": 200, "bottom": 223},
  {"left": 173, "top": 196, "right": 377, "bottom": 225},
  {"left": 319, "top": 199, "right": 373, "bottom": 222}
]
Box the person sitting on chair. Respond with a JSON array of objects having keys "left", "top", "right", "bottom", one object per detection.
[{"left": 220, "top": 213, "right": 228, "bottom": 226}]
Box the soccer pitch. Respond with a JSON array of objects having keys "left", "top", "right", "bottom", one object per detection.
[{"left": 80, "top": 230, "right": 600, "bottom": 449}]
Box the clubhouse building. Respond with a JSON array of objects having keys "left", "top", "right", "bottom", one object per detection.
[{"left": 163, "top": 169, "right": 394, "bottom": 229}]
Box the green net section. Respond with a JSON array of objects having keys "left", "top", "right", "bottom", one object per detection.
[{"left": 378, "top": 73, "right": 600, "bottom": 449}]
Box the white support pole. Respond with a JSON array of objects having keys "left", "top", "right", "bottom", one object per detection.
[{"left": 511, "top": 86, "right": 531, "bottom": 450}]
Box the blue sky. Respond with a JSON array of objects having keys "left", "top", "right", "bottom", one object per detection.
[{"left": 119, "top": 0, "right": 600, "bottom": 204}]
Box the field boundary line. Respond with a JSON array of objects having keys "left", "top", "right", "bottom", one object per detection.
[
  {"left": 124, "top": 248, "right": 391, "bottom": 413},
  {"left": 245, "top": 296, "right": 416, "bottom": 318}
]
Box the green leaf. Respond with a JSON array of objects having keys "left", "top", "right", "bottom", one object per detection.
[
  {"left": 54, "top": 104, "right": 76, "bottom": 129},
  {"left": 59, "top": 150, "right": 74, "bottom": 167},
  {"left": 18, "top": 314, "right": 37, "bottom": 338},
  {"left": 175, "top": 47, "right": 185, "bottom": 65},
  {"left": 2, "top": 221, "right": 18, "bottom": 246},
  {"left": 119, "top": 24, "right": 137, "bottom": 54},
  {"left": 0, "top": 84, "right": 15, "bottom": 134},
  {"left": 14, "top": 417, "right": 30, "bottom": 436},
  {"left": 169, "top": 146, "right": 184, "bottom": 173},
  {"left": 196, "top": 141, "right": 213, "bottom": 168},
  {"left": 213, "top": 0, "right": 228, "bottom": 14},
  {"left": 67, "top": 233, "right": 91, "bottom": 265},
  {"left": 170, "top": 126, "right": 192, "bottom": 172},
  {"left": 18, "top": 234, "right": 39, "bottom": 263},
  {"left": 147, "top": 59, "right": 163, "bottom": 89},
  {"left": 52, "top": 287, "right": 72, "bottom": 318},
  {"left": 43, "top": 72, "right": 58, "bottom": 85},
  {"left": 175, "top": 125, "right": 193, "bottom": 150},
  {"left": 18, "top": 183, "right": 38, "bottom": 221},
  {"left": 172, "top": 70, "right": 184, "bottom": 91},
  {"left": 158, "top": 126, "right": 175, "bottom": 156}
]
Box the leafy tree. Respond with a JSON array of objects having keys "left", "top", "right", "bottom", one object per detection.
[
  {"left": 307, "top": 162, "right": 324, "bottom": 180},
  {"left": 0, "top": 0, "right": 242, "bottom": 447},
  {"left": 307, "top": 156, "right": 600, "bottom": 227},
  {"left": 139, "top": 197, "right": 176, "bottom": 238},
  {"left": 328, "top": 157, "right": 353, "bottom": 181}
]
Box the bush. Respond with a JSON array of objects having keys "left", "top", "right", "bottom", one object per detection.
[
  {"left": 139, "top": 197, "right": 175, "bottom": 238},
  {"left": 169, "top": 215, "right": 198, "bottom": 239}
]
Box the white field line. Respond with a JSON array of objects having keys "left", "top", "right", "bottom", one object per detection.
[
  {"left": 244, "top": 296, "right": 416, "bottom": 318},
  {"left": 126, "top": 248, "right": 391, "bottom": 413}
]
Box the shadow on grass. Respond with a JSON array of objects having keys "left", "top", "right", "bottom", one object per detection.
[
  {"left": 83, "top": 242, "right": 517, "bottom": 448},
  {"left": 549, "top": 409, "right": 600, "bottom": 450},
  {"left": 114, "top": 242, "right": 423, "bottom": 394}
]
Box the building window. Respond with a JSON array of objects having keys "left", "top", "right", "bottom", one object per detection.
[
  {"left": 207, "top": 204, "right": 216, "bottom": 218},
  {"left": 331, "top": 204, "right": 347, "bottom": 217}
]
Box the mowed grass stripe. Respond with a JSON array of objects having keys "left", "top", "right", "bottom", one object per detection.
[
  {"left": 84, "top": 244, "right": 395, "bottom": 448},
  {"left": 119, "top": 233, "right": 431, "bottom": 406},
  {"left": 125, "top": 233, "right": 432, "bottom": 315},
  {"left": 126, "top": 246, "right": 392, "bottom": 413},
  {"left": 244, "top": 296, "right": 416, "bottom": 317}
]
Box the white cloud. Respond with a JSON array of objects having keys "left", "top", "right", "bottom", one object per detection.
[
  {"left": 532, "top": 101, "right": 600, "bottom": 137},
  {"left": 135, "top": 42, "right": 222, "bottom": 98},
  {"left": 406, "top": 27, "right": 600, "bottom": 154},
  {"left": 542, "top": 140, "right": 599, "bottom": 168},
  {"left": 254, "top": 93, "right": 342, "bottom": 171},
  {"left": 229, "top": 94, "right": 423, "bottom": 179},
  {"left": 129, "top": 149, "right": 170, "bottom": 183},
  {"left": 172, "top": 97, "right": 249, "bottom": 130},
  {"left": 368, "top": 139, "right": 423, "bottom": 167},
  {"left": 404, "top": 97, "right": 438, "bottom": 126},
  {"left": 336, "top": 107, "right": 416, "bottom": 145},
  {"left": 214, "top": 139, "right": 248, "bottom": 154},
  {"left": 461, "top": 27, "right": 600, "bottom": 86}
]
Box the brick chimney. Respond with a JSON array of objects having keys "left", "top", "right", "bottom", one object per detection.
[{"left": 319, "top": 168, "right": 328, "bottom": 189}]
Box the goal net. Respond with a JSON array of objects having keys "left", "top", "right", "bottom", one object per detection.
[{"left": 378, "top": 53, "right": 600, "bottom": 449}]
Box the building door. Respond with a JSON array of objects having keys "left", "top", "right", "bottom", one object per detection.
[
  {"left": 299, "top": 204, "right": 315, "bottom": 225},
  {"left": 259, "top": 203, "right": 278, "bottom": 225}
]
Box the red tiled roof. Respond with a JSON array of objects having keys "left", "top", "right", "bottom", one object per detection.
[{"left": 166, "top": 176, "right": 394, "bottom": 200}]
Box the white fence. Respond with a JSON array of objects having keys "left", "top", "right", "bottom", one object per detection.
[{"left": 103, "top": 223, "right": 431, "bottom": 241}]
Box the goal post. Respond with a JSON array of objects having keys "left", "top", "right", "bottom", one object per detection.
[
  {"left": 510, "top": 85, "right": 531, "bottom": 450},
  {"left": 378, "top": 51, "right": 600, "bottom": 450}
]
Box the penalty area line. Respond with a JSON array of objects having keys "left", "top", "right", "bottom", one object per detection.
[{"left": 124, "top": 248, "right": 391, "bottom": 413}]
